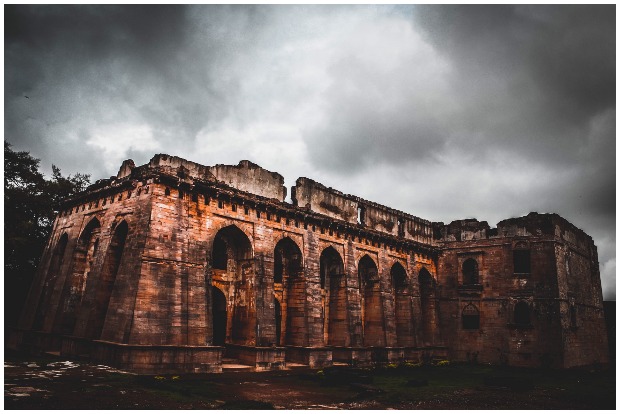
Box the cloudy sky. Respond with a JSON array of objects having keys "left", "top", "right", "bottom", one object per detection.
[{"left": 5, "top": 5, "right": 616, "bottom": 299}]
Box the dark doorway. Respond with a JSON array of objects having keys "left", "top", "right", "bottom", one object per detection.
[
  {"left": 275, "top": 299, "right": 282, "bottom": 346},
  {"left": 212, "top": 286, "right": 227, "bottom": 346}
]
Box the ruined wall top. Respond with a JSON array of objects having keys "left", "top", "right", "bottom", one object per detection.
[
  {"left": 118, "top": 154, "right": 287, "bottom": 201},
  {"left": 291, "top": 177, "right": 433, "bottom": 244},
  {"left": 90, "top": 155, "right": 593, "bottom": 252},
  {"left": 433, "top": 212, "right": 596, "bottom": 254}
]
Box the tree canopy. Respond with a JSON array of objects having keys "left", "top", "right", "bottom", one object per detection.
[{"left": 4, "top": 141, "right": 90, "bottom": 325}]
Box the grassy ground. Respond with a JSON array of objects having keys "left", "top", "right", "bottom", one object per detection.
[{"left": 4, "top": 351, "right": 615, "bottom": 410}]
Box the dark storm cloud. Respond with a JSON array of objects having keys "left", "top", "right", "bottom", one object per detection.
[
  {"left": 4, "top": 5, "right": 614, "bottom": 299},
  {"left": 412, "top": 4, "right": 615, "bottom": 159}
]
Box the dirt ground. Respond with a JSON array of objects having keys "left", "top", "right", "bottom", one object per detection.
[{"left": 4, "top": 350, "right": 615, "bottom": 410}]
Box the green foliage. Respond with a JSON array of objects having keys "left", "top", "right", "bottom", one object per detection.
[{"left": 4, "top": 141, "right": 90, "bottom": 325}]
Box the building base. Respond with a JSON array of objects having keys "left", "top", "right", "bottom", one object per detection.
[
  {"left": 285, "top": 346, "right": 333, "bottom": 368},
  {"left": 224, "top": 344, "right": 286, "bottom": 371},
  {"left": 61, "top": 337, "right": 223, "bottom": 374}
]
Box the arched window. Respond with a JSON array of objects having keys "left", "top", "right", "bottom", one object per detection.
[
  {"left": 359, "top": 255, "right": 384, "bottom": 347},
  {"left": 86, "top": 220, "right": 128, "bottom": 340},
  {"left": 274, "top": 237, "right": 305, "bottom": 347},
  {"left": 320, "top": 246, "right": 346, "bottom": 346},
  {"left": 210, "top": 225, "right": 253, "bottom": 344},
  {"left": 212, "top": 235, "right": 228, "bottom": 270},
  {"left": 462, "top": 303, "right": 480, "bottom": 330},
  {"left": 514, "top": 301, "right": 531, "bottom": 326},
  {"left": 462, "top": 258, "right": 479, "bottom": 285},
  {"left": 418, "top": 268, "right": 436, "bottom": 343}
]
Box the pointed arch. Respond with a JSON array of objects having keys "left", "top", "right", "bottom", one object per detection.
[
  {"left": 86, "top": 220, "right": 129, "bottom": 339},
  {"left": 274, "top": 237, "right": 305, "bottom": 347},
  {"left": 359, "top": 255, "right": 385, "bottom": 346},
  {"left": 320, "top": 246, "right": 347, "bottom": 346},
  {"left": 462, "top": 258, "right": 479, "bottom": 285},
  {"left": 210, "top": 224, "right": 254, "bottom": 345},
  {"left": 211, "top": 286, "right": 227, "bottom": 346},
  {"left": 56, "top": 217, "right": 101, "bottom": 335},
  {"left": 391, "top": 262, "right": 413, "bottom": 346},
  {"left": 418, "top": 267, "right": 436, "bottom": 345},
  {"left": 462, "top": 302, "right": 480, "bottom": 330}
]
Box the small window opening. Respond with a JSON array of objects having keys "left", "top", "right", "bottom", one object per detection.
[
  {"left": 357, "top": 205, "right": 366, "bottom": 225},
  {"left": 257, "top": 210, "right": 261, "bottom": 218},
  {"left": 514, "top": 250, "right": 531, "bottom": 274},
  {"left": 295, "top": 220, "right": 299, "bottom": 228},
  {"left": 286, "top": 218, "right": 290, "bottom": 226},
  {"left": 267, "top": 212, "right": 271, "bottom": 220},
  {"left": 462, "top": 303, "right": 480, "bottom": 330},
  {"left": 398, "top": 218, "right": 405, "bottom": 237},
  {"left": 244, "top": 206, "right": 249, "bottom": 215},
  {"left": 232, "top": 204, "right": 237, "bottom": 212},
  {"left": 165, "top": 188, "right": 171, "bottom": 196},
  {"left": 102, "top": 198, "right": 107, "bottom": 206},
  {"left": 304, "top": 222, "right": 308, "bottom": 229},
  {"left": 321, "top": 228, "right": 325, "bottom": 234},
  {"left": 312, "top": 225, "right": 316, "bottom": 232},
  {"left": 144, "top": 186, "right": 149, "bottom": 193},
  {"left": 276, "top": 215, "right": 280, "bottom": 222},
  {"left": 192, "top": 193, "right": 198, "bottom": 202},
  {"left": 462, "top": 258, "right": 479, "bottom": 285},
  {"left": 218, "top": 200, "right": 224, "bottom": 209},
  {"left": 514, "top": 301, "right": 531, "bottom": 326},
  {"left": 179, "top": 190, "right": 184, "bottom": 199}
]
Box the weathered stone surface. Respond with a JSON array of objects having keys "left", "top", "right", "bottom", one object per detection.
[{"left": 12, "top": 155, "right": 609, "bottom": 373}]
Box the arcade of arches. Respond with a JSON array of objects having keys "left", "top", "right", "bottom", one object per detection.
[
  {"left": 208, "top": 224, "right": 437, "bottom": 365},
  {"left": 12, "top": 155, "right": 609, "bottom": 373}
]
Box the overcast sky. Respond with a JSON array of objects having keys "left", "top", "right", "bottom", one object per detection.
[{"left": 5, "top": 5, "right": 616, "bottom": 299}]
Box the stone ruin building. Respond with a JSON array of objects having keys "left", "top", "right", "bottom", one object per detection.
[{"left": 10, "top": 154, "right": 610, "bottom": 373}]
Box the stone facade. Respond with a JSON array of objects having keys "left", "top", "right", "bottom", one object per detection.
[{"left": 11, "top": 154, "right": 609, "bottom": 373}]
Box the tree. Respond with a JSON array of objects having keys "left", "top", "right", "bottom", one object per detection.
[{"left": 4, "top": 141, "right": 90, "bottom": 326}]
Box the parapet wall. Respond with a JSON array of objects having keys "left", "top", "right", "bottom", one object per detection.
[
  {"left": 291, "top": 177, "right": 433, "bottom": 244},
  {"left": 122, "top": 154, "right": 287, "bottom": 201},
  {"left": 433, "top": 212, "right": 596, "bottom": 252}
]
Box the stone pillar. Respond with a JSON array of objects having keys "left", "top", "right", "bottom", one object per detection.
[
  {"left": 345, "top": 239, "right": 362, "bottom": 347},
  {"left": 304, "top": 231, "right": 324, "bottom": 347}
]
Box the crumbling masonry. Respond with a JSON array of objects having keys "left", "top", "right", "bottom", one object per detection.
[{"left": 11, "top": 155, "right": 609, "bottom": 373}]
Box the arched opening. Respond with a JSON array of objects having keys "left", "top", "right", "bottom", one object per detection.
[
  {"left": 391, "top": 262, "right": 413, "bottom": 346},
  {"left": 514, "top": 301, "right": 531, "bottom": 326},
  {"left": 462, "top": 303, "right": 480, "bottom": 330},
  {"left": 274, "top": 237, "right": 305, "bottom": 347},
  {"left": 212, "top": 236, "right": 228, "bottom": 270},
  {"left": 462, "top": 258, "right": 479, "bottom": 285},
  {"left": 56, "top": 218, "right": 101, "bottom": 335},
  {"left": 210, "top": 225, "right": 253, "bottom": 345},
  {"left": 212, "top": 286, "right": 227, "bottom": 346},
  {"left": 86, "top": 221, "right": 128, "bottom": 340},
  {"left": 274, "top": 298, "right": 282, "bottom": 346},
  {"left": 33, "top": 233, "right": 68, "bottom": 331},
  {"left": 320, "top": 246, "right": 347, "bottom": 346},
  {"left": 359, "top": 255, "right": 385, "bottom": 346},
  {"left": 418, "top": 268, "right": 436, "bottom": 345}
]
